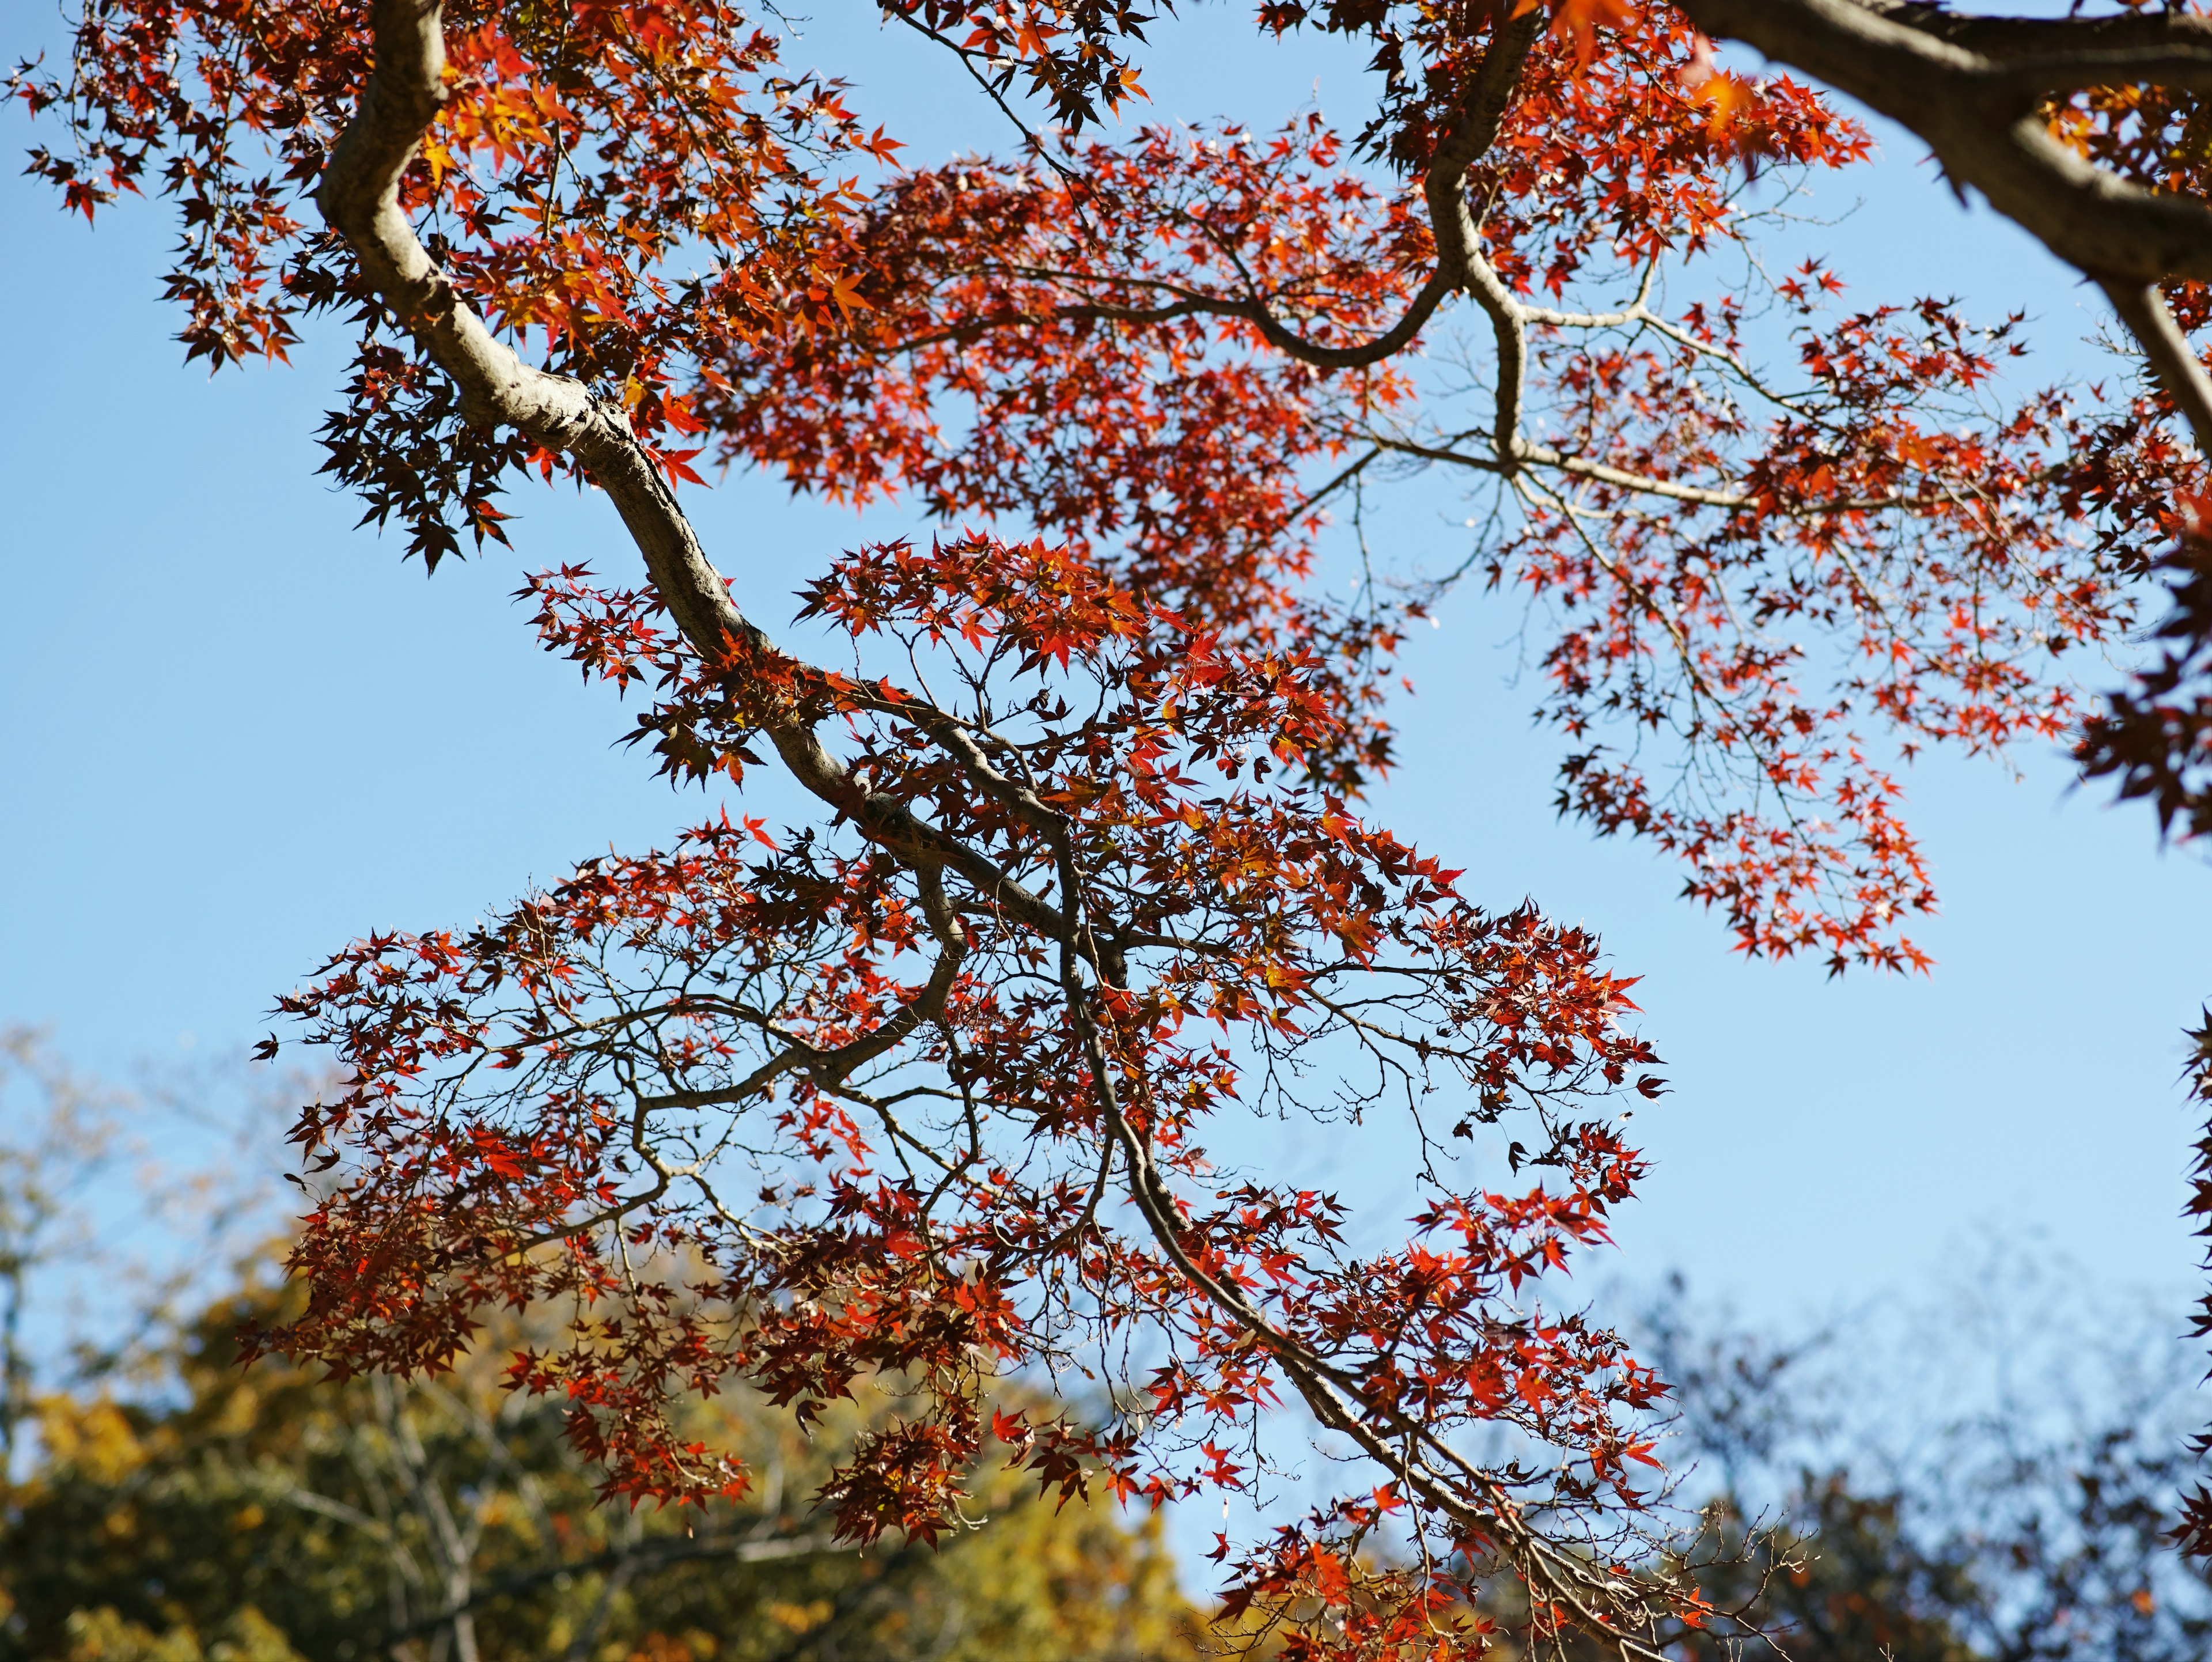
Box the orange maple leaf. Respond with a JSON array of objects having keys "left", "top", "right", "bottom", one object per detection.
[{"left": 1550, "top": 0, "right": 1637, "bottom": 70}]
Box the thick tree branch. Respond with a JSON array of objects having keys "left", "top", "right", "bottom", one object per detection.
[
  {"left": 1861, "top": 2, "right": 2212, "bottom": 64},
  {"left": 1679, "top": 0, "right": 2212, "bottom": 451},
  {"left": 319, "top": 0, "right": 733, "bottom": 655},
  {"left": 322, "top": 0, "right": 1070, "bottom": 944},
  {"left": 1426, "top": 8, "right": 1548, "bottom": 462},
  {"left": 1679, "top": 0, "right": 2212, "bottom": 286},
  {"left": 2101, "top": 278, "right": 2212, "bottom": 455}
]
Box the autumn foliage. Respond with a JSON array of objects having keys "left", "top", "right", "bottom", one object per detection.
[{"left": 16, "top": 0, "right": 2212, "bottom": 1653}]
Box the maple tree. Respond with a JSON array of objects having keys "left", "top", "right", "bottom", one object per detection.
[{"left": 16, "top": 0, "right": 2212, "bottom": 1654}]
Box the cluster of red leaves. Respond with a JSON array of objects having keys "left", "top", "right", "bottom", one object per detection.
[
  {"left": 880, "top": 0, "right": 1154, "bottom": 131},
  {"left": 687, "top": 12, "right": 2182, "bottom": 971},
  {"left": 1502, "top": 277, "right": 2159, "bottom": 971},
  {"left": 264, "top": 527, "right": 1670, "bottom": 1650},
  {"left": 1404, "top": 10, "right": 1863, "bottom": 285},
  {"left": 698, "top": 118, "right": 1422, "bottom": 793}
]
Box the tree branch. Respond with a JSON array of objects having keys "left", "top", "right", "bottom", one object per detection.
[
  {"left": 1202, "top": 6, "right": 1546, "bottom": 374},
  {"left": 321, "top": 0, "right": 1071, "bottom": 945},
  {"left": 1679, "top": 0, "right": 2212, "bottom": 285},
  {"left": 1860, "top": 2, "right": 2212, "bottom": 65},
  {"left": 2101, "top": 277, "right": 2212, "bottom": 455}
]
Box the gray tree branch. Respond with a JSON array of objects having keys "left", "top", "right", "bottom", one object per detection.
[
  {"left": 321, "top": 0, "right": 1073, "bottom": 946},
  {"left": 1679, "top": 0, "right": 2212, "bottom": 449}
]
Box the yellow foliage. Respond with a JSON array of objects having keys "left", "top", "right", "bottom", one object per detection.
[
  {"left": 64, "top": 1608, "right": 305, "bottom": 1662},
  {"left": 36, "top": 1398, "right": 146, "bottom": 1486},
  {"left": 766, "top": 1601, "right": 832, "bottom": 1634}
]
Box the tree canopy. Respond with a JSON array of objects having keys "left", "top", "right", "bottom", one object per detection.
[{"left": 13, "top": 1, "right": 2212, "bottom": 1656}]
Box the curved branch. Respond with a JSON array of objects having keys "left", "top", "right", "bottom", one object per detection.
[
  {"left": 1209, "top": 6, "right": 1547, "bottom": 374},
  {"left": 867, "top": 17, "right": 1546, "bottom": 436},
  {"left": 637, "top": 930, "right": 967, "bottom": 1115},
  {"left": 322, "top": 0, "right": 1075, "bottom": 944}
]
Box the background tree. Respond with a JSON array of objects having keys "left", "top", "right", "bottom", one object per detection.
[
  {"left": 1643, "top": 1266, "right": 2212, "bottom": 1662},
  {"left": 13, "top": 0, "right": 2212, "bottom": 1656},
  {"left": 0, "top": 1031, "right": 123, "bottom": 1470},
  {"left": 0, "top": 1032, "right": 282, "bottom": 1470},
  {"left": 1, "top": 1254, "right": 1205, "bottom": 1662},
  {"left": 9, "top": 1051, "right": 2207, "bottom": 1662},
  {"left": 13, "top": 1215, "right": 2206, "bottom": 1662},
  {"left": 1461, "top": 1262, "right": 2212, "bottom": 1660}
]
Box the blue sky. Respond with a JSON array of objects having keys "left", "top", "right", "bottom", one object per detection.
[{"left": 1, "top": 2, "right": 2205, "bottom": 1345}]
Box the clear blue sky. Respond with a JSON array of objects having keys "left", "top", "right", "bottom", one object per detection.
[{"left": 1, "top": 3, "right": 2205, "bottom": 1338}]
